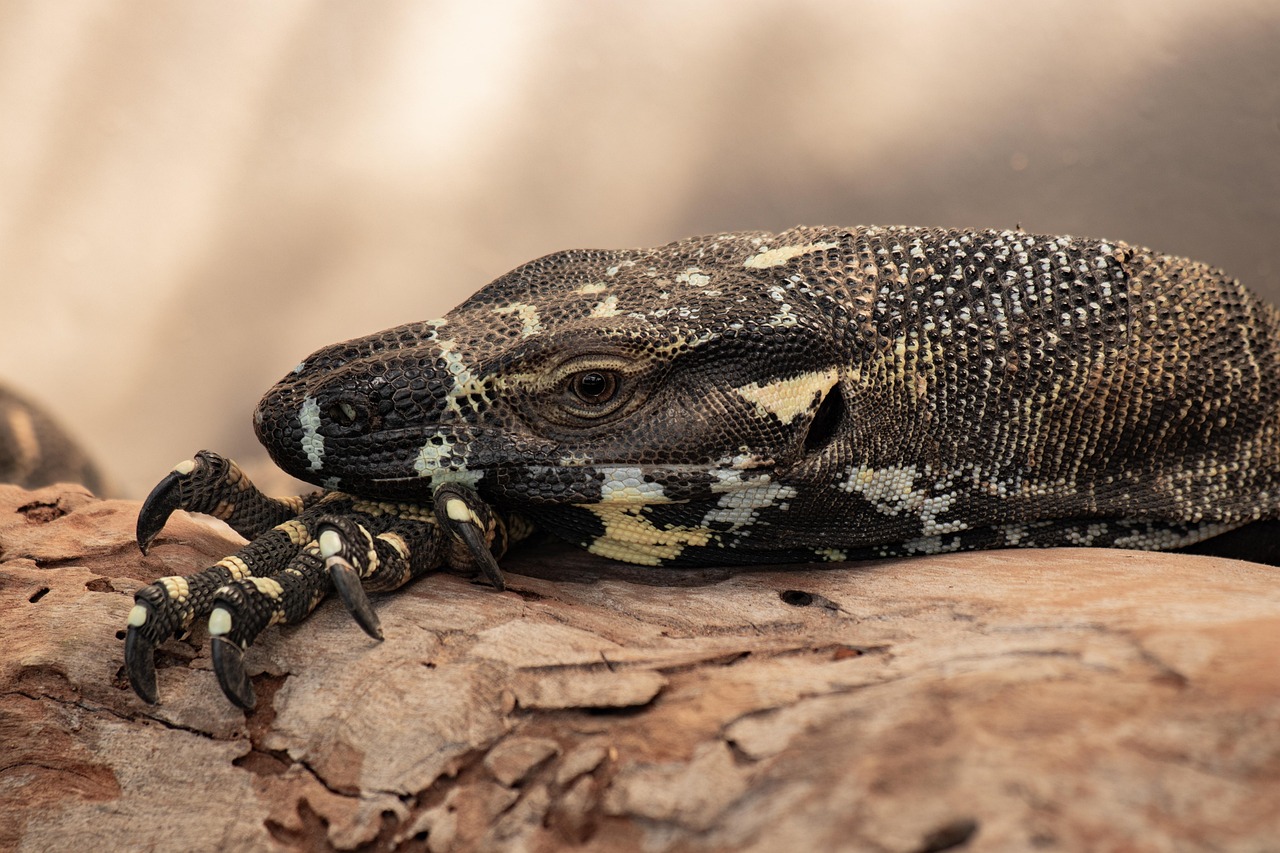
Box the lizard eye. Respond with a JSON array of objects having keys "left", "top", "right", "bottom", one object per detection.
[
  {"left": 570, "top": 371, "right": 618, "bottom": 405},
  {"left": 545, "top": 357, "right": 634, "bottom": 424},
  {"left": 553, "top": 367, "right": 630, "bottom": 421}
]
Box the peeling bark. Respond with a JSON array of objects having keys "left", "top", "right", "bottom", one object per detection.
[{"left": 1, "top": 483, "right": 1278, "bottom": 851}]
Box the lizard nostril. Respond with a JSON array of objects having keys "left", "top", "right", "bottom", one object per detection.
[
  {"left": 322, "top": 397, "right": 374, "bottom": 433},
  {"left": 803, "top": 384, "right": 844, "bottom": 453}
]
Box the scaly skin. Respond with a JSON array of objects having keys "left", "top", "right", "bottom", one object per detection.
[{"left": 127, "top": 226, "right": 1280, "bottom": 707}]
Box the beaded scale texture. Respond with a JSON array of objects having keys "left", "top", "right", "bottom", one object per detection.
[{"left": 123, "top": 226, "right": 1280, "bottom": 708}]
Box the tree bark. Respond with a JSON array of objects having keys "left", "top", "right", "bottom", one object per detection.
[{"left": 2, "top": 483, "right": 1277, "bottom": 851}]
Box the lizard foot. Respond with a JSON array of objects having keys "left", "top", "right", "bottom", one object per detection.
[{"left": 124, "top": 451, "right": 519, "bottom": 708}]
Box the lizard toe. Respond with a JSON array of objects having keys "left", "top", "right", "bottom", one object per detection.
[
  {"left": 136, "top": 467, "right": 186, "bottom": 554},
  {"left": 317, "top": 520, "right": 384, "bottom": 640},
  {"left": 210, "top": 634, "right": 256, "bottom": 710},
  {"left": 123, "top": 610, "right": 160, "bottom": 704},
  {"left": 434, "top": 485, "right": 506, "bottom": 590}
]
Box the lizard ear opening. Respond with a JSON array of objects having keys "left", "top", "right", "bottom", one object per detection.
[{"left": 803, "top": 383, "right": 844, "bottom": 454}]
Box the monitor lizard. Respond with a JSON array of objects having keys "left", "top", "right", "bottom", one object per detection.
[{"left": 121, "top": 226, "right": 1280, "bottom": 708}]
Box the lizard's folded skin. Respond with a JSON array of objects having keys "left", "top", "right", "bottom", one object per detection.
[{"left": 127, "top": 226, "right": 1280, "bottom": 707}]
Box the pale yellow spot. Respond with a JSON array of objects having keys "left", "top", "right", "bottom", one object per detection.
[
  {"left": 585, "top": 506, "right": 714, "bottom": 565},
  {"left": 318, "top": 529, "right": 343, "bottom": 559},
  {"left": 743, "top": 241, "right": 838, "bottom": 269},
  {"left": 815, "top": 548, "right": 848, "bottom": 562},
  {"left": 377, "top": 531, "right": 410, "bottom": 560},
  {"left": 675, "top": 269, "right": 710, "bottom": 287},
  {"left": 159, "top": 576, "right": 190, "bottom": 603},
  {"left": 249, "top": 577, "right": 285, "bottom": 599},
  {"left": 578, "top": 282, "right": 608, "bottom": 294},
  {"left": 590, "top": 295, "right": 621, "bottom": 318},
  {"left": 357, "top": 523, "right": 379, "bottom": 572},
  {"left": 446, "top": 498, "right": 480, "bottom": 525},
  {"left": 216, "top": 555, "right": 252, "bottom": 581},
  {"left": 347, "top": 496, "right": 437, "bottom": 524},
  {"left": 494, "top": 302, "right": 543, "bottom": 337},
  {"left": 275, "top": 518, "right": 310, "bottom": 547},
  {"left": 733, "top": 367, "right": 839, "bottom": 425},
  {"left": 277, "top": 494, "right": 306, "bottom": 513},
  {"left": 208, "top": 607, "right": 232, "bottom": 636}
]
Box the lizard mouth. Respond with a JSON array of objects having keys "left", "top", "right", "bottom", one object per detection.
[{"left": 363, "top": 458, "right": 782, "bottom": 507}]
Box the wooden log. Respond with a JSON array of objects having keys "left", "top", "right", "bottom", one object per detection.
[{"left": 1, "top": 483, "right": 1277, "bottom": 851}]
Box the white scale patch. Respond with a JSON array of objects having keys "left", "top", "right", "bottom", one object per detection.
[
  {"left": 583, "top": 469, "right": 794, "bottom": 565},
  {"left": 494, "top": 302, "right": 543, "bottom": 337},
  {"left": 840, "top": 463, "right": 969, "bottom": 536},
  {"left": 743, "top": 241, "right": 838, "bottom": 269},
  {"left": 299, "top": 396, "right": 325, "bottom": 471},
  {"left": 1112, "top": 521, "right": 1232, "bottom": 550},
  {"left": 700, "top": 474, "right": 796, "bottom": 530},
  {"left": 714, "top": 453, "right": 770, "bottom": 471},
  {"left": 766, "top": 284, "right": 799, "bottom": 327},
  {"left": 597, "top": 466, "right": 671, "bottom": 503},
  {"left": 435, "top": 337, "right": 496, "bottom": 418},
  {"left": 590, "top": 295, "right": 621, "bottom": 318},
  {"left": 413, "top": 435, "right": 483, "bottom": 487},
  {"left": 892, "top": 535, "right": 965, "bottom": 556},
  {"left": 436, "top": 339, "right": 472, "bottom": 386},
  {"left": 1063, "top": 523, "right": 1111, "bottom": 547},
  {"left": 733, "top": 368, "right": 838, "bottom": 426},
  {"left": 675, "top": 269, "right": 710, "bottom": 287}
]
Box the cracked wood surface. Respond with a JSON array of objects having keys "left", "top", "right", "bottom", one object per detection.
[{"left": 1, "top": 483, "right": 1278, "bottom": 852}]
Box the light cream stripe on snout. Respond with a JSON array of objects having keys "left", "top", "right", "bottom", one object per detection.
[{"left": 299, "top": 396, "right": 325, "bottom": 471}]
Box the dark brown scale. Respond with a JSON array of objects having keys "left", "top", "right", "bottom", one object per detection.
[{"left": 125, "top": 226, "right": 1280, "bottom": 709}]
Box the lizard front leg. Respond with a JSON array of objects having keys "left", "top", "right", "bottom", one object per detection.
[{"left": 125, "top": 451, "right": 518, "bottom": 709}]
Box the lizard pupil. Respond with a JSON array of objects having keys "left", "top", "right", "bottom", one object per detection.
[{"left": 572, "top": 371, "right": 617, "bottom": 404}]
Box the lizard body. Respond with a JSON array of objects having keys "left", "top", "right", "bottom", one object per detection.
[{"left": 125, "top": 227, "right": 1280, "bottom": 707}]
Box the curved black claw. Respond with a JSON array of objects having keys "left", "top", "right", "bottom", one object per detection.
[
  {"left": 317, "top": 522, "right": 385, "bottom": 639},
  {"left": 124, "top": 602, "right": 159, "bottom": 704},
  {"left": 136, "top": 469, "right": 185, "bottom": 554},
  {"left": 211, "top": 635, "right": 256, "bottom": 710},
  {"left": 453, "top": 520, "right": 506, "bottom": 591},
  {"left": 328, "top": 557, "right": 384, "bottom": 640},
  {"left": 434, "top": 486, "right": 507, "bottom": 590}
]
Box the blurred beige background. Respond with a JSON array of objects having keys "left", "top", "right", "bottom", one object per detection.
[{"left": 2, "top": 0, "right": 1278, "bottom": 497}]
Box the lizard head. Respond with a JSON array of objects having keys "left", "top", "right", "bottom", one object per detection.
[{"left": 254, "top": 231, "right": 852, "bottom": 523}]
